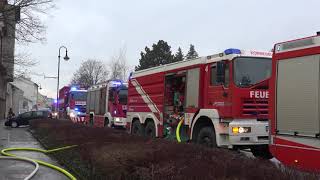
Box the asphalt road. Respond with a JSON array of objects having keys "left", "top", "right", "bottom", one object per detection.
[{"left": 0, "top": 119, "right": 68, "bottom": 180}]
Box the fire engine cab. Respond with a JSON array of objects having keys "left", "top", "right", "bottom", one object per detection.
[
  {"left": 59, "top": 86, "right": 87, "bottom": 121},
  {"left": 127, "top": 48, "right": 273, "bottom": 158},
  {"left": 270, "top": 33, "right": 320, "bottom": 171},
  {"left": 86, "top": 80, "right": 128, "bottom": 128}
]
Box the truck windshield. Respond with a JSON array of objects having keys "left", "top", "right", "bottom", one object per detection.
[
  {"left": 72, "top": 91, "right": 87, "bottom": 101},
  {"left": 118, "top": 89, "right": 128, "bottom": 105},
  {"left": 233, "top": 57, "right": 271, "bottom": 88}
]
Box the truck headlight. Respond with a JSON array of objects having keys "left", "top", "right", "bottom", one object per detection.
[
  {"left": 70, "top": 112, "right": 75, "bottom": 118},
  {"left": 232, "top": 127, "right": 251, "bottom": 134},
  {"left": 115, "top": 118, "right": 120, "bottom": 122}
]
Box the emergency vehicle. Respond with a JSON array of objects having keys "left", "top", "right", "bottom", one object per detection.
[
  {"left": 59, "top": 86, "right": 87, "bottom": 122},
  {"left": 85, "top": 80, "right": 128, "bottom": 128},
  {"left": 270, "top": 33, "right": 320, "bottom": 171},
  {"left": 127, "top": 48, "right": 273, "bottom": 158}
]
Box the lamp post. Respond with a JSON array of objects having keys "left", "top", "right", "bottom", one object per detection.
[{"left": 56, "top": 46, "right": 70, "bottom": 119}]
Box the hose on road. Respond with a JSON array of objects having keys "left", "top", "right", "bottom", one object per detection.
[
  {"left": 0, "top": 156, "right": 39, "bottom": 180},
  {"left": 1, "top": 145, "right": 77, "bottom": 180}
]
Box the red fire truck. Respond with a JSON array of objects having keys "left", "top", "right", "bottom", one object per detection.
[
  {"left": 59, "top": 86, "right": 87, "bottom": 121},
  {"left": 127, "top": 48, "right": 273, "bottom": 158},
  {"left": 85, "top": 80, "right": 128, "bottom": 128},
  {"left": 270, "top": 33, "right": 320, "bottom": 171}
]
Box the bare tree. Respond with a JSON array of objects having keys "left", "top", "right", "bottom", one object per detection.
[
  {"left": 1, "top": 50, "right": 37, "bottom": 78},
  {"left": 13, "top": 52, "right": 37, "bottom": 76},
  {"left": 2, "top": 0, "right": 55, "bottom": 43},
  {"left": 109, "top": 47, "right": 130, "bottom": 81},
  {"left": 71, "top": 59, "right": 109, "bottom": 88}
]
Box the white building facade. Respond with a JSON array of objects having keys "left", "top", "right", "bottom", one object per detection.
[
  {"left": 10, "top": 76, "right": 39, "bottom": 113},
  {"left": 6, "top": 83, "right": 23, "bottom": 116}
]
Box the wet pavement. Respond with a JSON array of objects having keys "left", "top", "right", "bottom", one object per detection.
[
  {"left": 240, "top": 149, "right": 281, "bottom": 165},
  {"left": 0, "top": 119, "right": 68, "bottom": 180}
]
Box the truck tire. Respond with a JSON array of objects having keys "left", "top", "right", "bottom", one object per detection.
[
  {"left": 132, "top": 120, "right": 144, "bottom": 136},
  {"left": 251, "top": 145, "right": 273, "bottom": 159},
  {"left": 196, "top": 127, "right": 217, "bottom": 148},
  {"left": 89, "top": 114, "right": 94, "bottom": 126},
  {"left": 64, "top": 111, "right": 68, "bottom": 119},
  {"left": 145, "top": 121, "right": 156, "bottom": 138},
  {"left": 104, "top": 118, "right": 109, "bottom": 127}
]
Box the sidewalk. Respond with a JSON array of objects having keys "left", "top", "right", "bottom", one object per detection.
[{"left": 0, "top": 119, "right": 68, "bottom": 180}]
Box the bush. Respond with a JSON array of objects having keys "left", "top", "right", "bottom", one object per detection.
[{"left": 30, "top": 119, "right": 319, "bottom": 180}]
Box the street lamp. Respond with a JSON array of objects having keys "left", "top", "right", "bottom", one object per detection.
[{"left": 56, "top": 46, "right": 70, "bottom": 119}]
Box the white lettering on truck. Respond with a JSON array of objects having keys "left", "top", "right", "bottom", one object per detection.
[{"left": 249, "top": 91, "right": 269, "bottom": 99}]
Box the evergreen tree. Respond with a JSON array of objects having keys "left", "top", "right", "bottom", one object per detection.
[
  {"left": 135, "top": 40, "right": 174, "bottom": 71},
  {"left": 173, "top": 47, "right": 184, "bottom": 62},
  {"left": 186, "top": 44, "right": 199, "bottom": 59}
]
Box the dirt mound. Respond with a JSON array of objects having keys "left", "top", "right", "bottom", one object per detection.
[{"left": 30, "top": 119, "right": 318, "bottom": 180}]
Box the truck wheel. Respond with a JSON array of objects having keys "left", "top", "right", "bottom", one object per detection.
[
  {"left": 196, "top": 127, "right": 217, "bottom": 148},
  {"left": 89, "top": 114, "right": 94, "bottom": 126},
  {"left": 145, "top": 121, "right": 156, "bottom": 138},
  {"left": 132, "top": 120, "right": 144, "bottom": 136},
  {"left": 251, "top": 145, "right": 273, "bottom": 159},
  {"left": 11, "top": 121, "right": 19, "bottom": 128},
  {"left": 104, "top": 118, "right": 109, "bottom": 127}
]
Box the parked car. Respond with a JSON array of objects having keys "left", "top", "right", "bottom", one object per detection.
[{"left": 5, "top": 110, "right": 51, "bottom": 128}]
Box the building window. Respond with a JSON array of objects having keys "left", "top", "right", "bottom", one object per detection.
[{"left": 23, "top": 101, "right": 28, "bottom": 109}]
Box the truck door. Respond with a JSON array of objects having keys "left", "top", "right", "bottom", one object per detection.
[
  {"left": 207, "top": 61, "right": 232, "bottom": 117},
  {"left": 276, "top": 55, "right": 320, "bottom": 136},
  {"left": 185, "top": 68, "right": 200, "bottom": 110}
]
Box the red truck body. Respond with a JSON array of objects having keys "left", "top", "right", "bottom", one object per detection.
[
  {"left": 59, "top": 86, "right": 87, "bottom": 121},
  {"left": 270, "top": 34, "right": 320, "bottom": 172},
  {"left": 85, "top": 80, "right": 128, "bottom": 127},
  {"left": 127, "top": 49, "right": 273, "bottom": 157},
  {"left": 58, "top": 86, "right": 71, "bottom": 116}
]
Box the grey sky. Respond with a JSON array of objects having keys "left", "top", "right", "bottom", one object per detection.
[{"left": 21, "top": 0, "right": 320, "bottom": 98}]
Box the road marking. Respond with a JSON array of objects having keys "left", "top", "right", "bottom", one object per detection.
[{"left": 7, "top": 132, "right": 9, "bottom": 145}]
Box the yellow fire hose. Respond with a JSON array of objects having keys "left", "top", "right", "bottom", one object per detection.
[
  {"left": 1, "top": 145, "right": 78, "bottom": 180},
  {"left": 176, "top": 117, "right": 184, "bottom": 143}
]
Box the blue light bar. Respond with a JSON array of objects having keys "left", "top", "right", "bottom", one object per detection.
[
  {"left": 74, "top": 108, "right": 79, "bottom": 111},
  {"left": 70, "top": 87, "right": 77, "bottom": 91},
  {"left": 224, "top": 48, "right": 241, "bottom": 55},
  {"left": 110, "top": 80, "right": 122, "bottom": 86}
]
